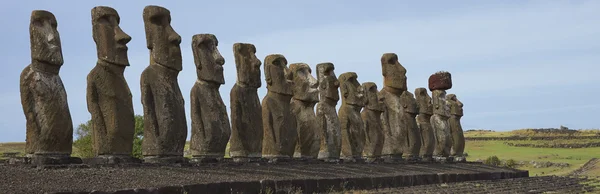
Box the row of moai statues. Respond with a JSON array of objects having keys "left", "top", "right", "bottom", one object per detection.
[{"left": 19, "top": 5, "right": 466, "bottom": 165}]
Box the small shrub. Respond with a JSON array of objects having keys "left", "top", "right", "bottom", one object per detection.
[
  {"left": 504, "top": 159, "right": 517, "bottom": 168},
  {"left": 484, "top": 156, "right": 502, "bottom": 166}
]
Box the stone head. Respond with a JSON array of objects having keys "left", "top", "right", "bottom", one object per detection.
[
  {"left": 264, "top": 54, "right": 292, "bottom": 95},
  {"left": 192, "top": 34, "right": 225, "bottom": 84},
  {"left": 432, "top": 90, "right": 450, "bottom": 117},
  {"left": 289, "top": 63, "right": 318, "bottom": 102},
  {"left": 415, "top": 87, "right": 433, "bottom": 115},
  {"left": 446, "top": 94, "right": 464, "bottom": 116},
  {"left": 400, "top": 91, "right": 418, "bottom": 114},
  {"left": 233, "top": 43, "right": 261, "bottom": 88},
  {"left": 316, "top": 62, "right": 340, "bottom": 102},
  {"left": 92, "top": 6, "right": 131, "bottom": 66},
  {"left": 381, "top": 53, "right": 407, "bottom": 91},
  {"left": 362, "top": 82, "right": 383, "bottom": 111},
  {"left": 338, "top": 72, "right": 364, "bottom": 107},
  {"left": 143, "top": 5, "right": 182, "bottom": 71},
  {"left": 30, "top": 10, "right": 63, "bottom": 67}
]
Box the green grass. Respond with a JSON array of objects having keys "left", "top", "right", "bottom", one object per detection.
[{"left": 466, "top": 140, "right": 600, "bottom": 176}]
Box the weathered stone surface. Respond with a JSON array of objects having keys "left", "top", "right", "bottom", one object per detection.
[
  {"left": 415, "top": 87, "right": 435, "bottom": 161},
  {"left": 338, "top": 72, "right": 365, "bottom": 161},
  {"left": 262, "top": 54, "right": 297, "bottom": 159},
  {"left": 431, "top": 89, "right": 452, "bottom": 159},
  {"left": 428, "top": 71, "right": 452, "bottom": 91},
  {"left": 289, "top": 63, "right": 320, "bottom": 159},
  {"left": 379, "top": 53, "right": 407, "bottom": 160},
  {"left": 189, "top": 34, "right": 230, "bottom": 161},
  {"left": 361, "top": 82, "right": 384, "bottom": 161},
  {"left": 87, "top": 6, "right": 135, "bottom": 157},
  {"left": 400, "top": 91, "right": 421, "bottom": 161},
  {"left": 229, "top": 43, "right": 262, "bottom": 160},
  {"left": 20, "top": 10, "right": 73, "bottom": 159},
  {"left": 381, "top": 53, "right": 407, "bottom": 91},
  {"left": 315, "top": 63, "right": 342, "bottom": 161},
  {"left": 141, "top": 6, "right": 187, "bottom": 160},
  {"left": 447, "top": 94, "right": 465, "bottom": 161}
]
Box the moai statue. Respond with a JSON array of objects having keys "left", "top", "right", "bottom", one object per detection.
[
  {"left": 87, "top": 6, "right": 137, "bottom": 163},
  {"left": 262, "top": 54, "right": 297, "bottom": 162},
  {"left": 400, "top": 90, "right": 422, "bottom": 161},
  {"left": 315, "top": 63, "right": 342, "bottom": 162},
  {"left": 415, "top": 88, "right": 435, "bottom": 162},
  {"left": 229, "top": 43, "right": 262, "bottom": 162},
  {"left": 338, "top": 72, "right": 365, "bottom": 162},
  {"left": 447, "top": 94, "right": 465, "bottom": 162},
  {"left": 140, "top": 5, "right": 187, "bottom": 163},
  {"left": 361, "top": 82, "right": 384, "bottom": 163},
  {"left": 189, "top": 34, "right": 231, "bottom": 163},
  {"left": 429, "top": 71, "right": 453, "bottom": 162},
  {"left": 379, "top": 53, "right": 406, "bottom": 161},
  {"left": 289, "top": 63, "right": 320, "bottom": 159},
  {"left": 20, "top": 10, "right": 79, "bottom": 164}
]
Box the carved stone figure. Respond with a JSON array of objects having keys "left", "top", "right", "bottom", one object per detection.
[
  {"left": 140, "top": 5, "right": 187, "bottom": 163},
  {"left": 447, "top": 94, "right": 465, "bottom": 162},
  {"left": 86, "top": 6, "right": 136, "bottom": 163},
  {"left": 289, "top": 63, "right": 320, "bottom": 159},
  {"left": 400, "top": 90, "right": 421, "bottom": 161},
  {"left": 20, "top": 10, "right": 77, "bottom": 164},
  {"left": 415, "top": 87, "right": 435, "bottom": 161},
  {"left": 379, "top": 53, "right": 406, "bottom": 161},
  {"left": 229, "top": 43, "right": 262, "bottom": 162},
  {"left": 429, "top": 71, "right": 453, "bottom": 161},
  {"left": 315, "top": 63, "right": 342, "bottom": 162},
  {"left": 361, "top": 82, "right": 384, "bottom": 162},
  {"left": 189, "top": 34, "right": 231, "bottom": 163},
  {"left": 338, "top": 72, "right": 365, "bottom": 161},
  {"left": 262, "top": 54, "right": 297, "bottom": 161}
]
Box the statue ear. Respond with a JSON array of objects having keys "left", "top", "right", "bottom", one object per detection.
[{"left": 342, "top": 83, "right": 349, "bottom": 98}]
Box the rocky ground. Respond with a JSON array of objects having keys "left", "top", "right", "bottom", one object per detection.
[
  {"left": 0, "top": 161, "right": 523, "bottom": 193},
  {"left": 360, "top": 176, "right": 600, "bottom": 194}
]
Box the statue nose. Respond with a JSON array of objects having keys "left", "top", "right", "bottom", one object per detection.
[{"left": 216, "top": 57, "right": 225, "bottom": 66}]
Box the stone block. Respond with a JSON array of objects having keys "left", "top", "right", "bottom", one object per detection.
[{"left": 428, "top": 71, "right": 452, "bottom": 91}]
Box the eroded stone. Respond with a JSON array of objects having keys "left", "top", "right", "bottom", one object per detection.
[
  {"left": 379, "top": 53, "right": 406, "bottom": 161},
  {"left": 430, "top": 72, "right": 452, "bottom": 160},
  {"left": 141, "top": 5, "right": 187, "bottom": 161},
  {"left": 315, "top": 63, "right": 342, "bottom": 161},
  {"left": 400, "top": 90, "right": 421, "bottom": 161},
  {"left": 447, "top": 94, "right": 465, "bottom": 162},
  {"left": 289, "top": 63, "right": 320, "bottom": 159},
  {"left": 338, "top": 72, "right": 365, "bottom": 161},
  {"left": 415, "top": 88, "right": 435, "bottom": 161},
  {"left": 262, "top": 54, "right": 297, "bottom": 160},
  {"left": 190, "top": 34, "right": 231, "bottom": 161},
  {"left": 21, "top": 10, "right": 73, "bottom": 161},
  {"left": 361, "top": 82, "right": 384, "bottom": 161},
  {"left": 229, "top": 43, "right": 263, "bottom": 160}
]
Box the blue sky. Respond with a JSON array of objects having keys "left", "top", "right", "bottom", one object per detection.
[{"left": 0, "top": 0, "right": 598, "bottom": 142}]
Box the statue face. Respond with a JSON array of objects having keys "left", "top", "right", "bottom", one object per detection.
[
  {"left": 92, "top": 6, "right": 131, "bottom": 66},
  {"left": 192, "top": 34, "right": 225, "bottom": 84},
  {"left": 289, "top": 63, "right": 318, "bottom": 102},
  {"left": 30, "top": 10, "right": 63, "bottom": 66},
  {"left": 143, "top": 6, "right": 182, "bottom": 71},
  {"left": 362, "top": 82, "right": 383, "bottom": 111},
  {"left": 432, "top": 90, "right": 450, "bottom": 116},
  {"left": 446, "top": 94, "right": 464, "bottom": 116},
  {"left": 339, "top": 72, "right": 364, "bottom": 107},
  {"left": 400, "top": 91, "right": 418, "bottom": 114},
  {"left": 264, "top": 54, "right": 292, "bottom": 95},
  {"left": 415, "top": 87, "right": 433, "bottom": 115},
  {"left": 316, "top": 63, "right": 340, "bottom": 102},
  {"left": 233, "top": 43, "right": 261, "bottom": 88},
  {"left": 381, "top": 53, "right": 407, "bottom": 90}
]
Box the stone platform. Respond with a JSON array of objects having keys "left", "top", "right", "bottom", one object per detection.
[{"left": 0, "top": 161, "right": 527, "bottom": 194}]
